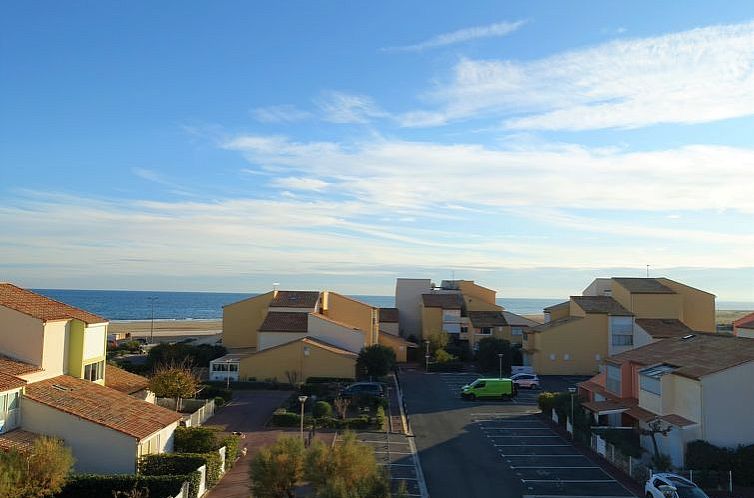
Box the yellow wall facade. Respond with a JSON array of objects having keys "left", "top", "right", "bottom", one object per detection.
[
  {"left": 324, "top": 292, "right": 378, "bottom": 345},
  {"left": 458, "top": 281, "right": 499, "bottom": 309},
  {"left": 222, "top": 291, "right": 274, "bottom": 350},
  {"left": 378, "top": 332, "right": 409, "bottom": 362},
  {"left": 547, "top": 303, "right": 571, "bottom": 321},
  {"left": 656, "top": 279, "right": 715, "bottom": 332},
  {"left": 238, "top": 339, "right": 356, "bottom": 382},
  {"left": 629, "top": 293, "right": 682, "bottom": 320},
  {"left": 527, "top": 315, "right": 608, "bottom": 375},
  {"left": 421, "top": 307, "right": 443, "bottom": 340}
]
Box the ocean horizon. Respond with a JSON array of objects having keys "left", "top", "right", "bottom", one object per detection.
[{"left": 32, "top": 288, "right": 754, "bottom": 322}]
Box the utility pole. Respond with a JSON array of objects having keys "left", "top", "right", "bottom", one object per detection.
[
  {"left": 147, "top": 296, "right": 157, "bottom": 344},
  {"left": 646, "top": 265, "right": 650, "bottom": 277}
]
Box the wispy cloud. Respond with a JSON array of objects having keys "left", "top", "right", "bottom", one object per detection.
[
  {"left": 251, "top": 104, "right": 313, "bottom": 123},
  {"left": 315, "top": 91, "right": 388, "bottom": 124},
  {"left": 131, "top": 167, "right": 195, "bottom": 197},
  {"left": 406, "top": 20, "right": 754, "bottom": 130},
  {"left": 271, "top": 177, "right": 329, "bottom": 192},
  {"left": 383, "top": 20, "right": 526, "bottom": 52}
]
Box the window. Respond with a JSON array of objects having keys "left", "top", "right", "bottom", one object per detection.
[
  {"left": 479, "top": 327, "right": 492, "bottom": 335},
  {"left": 639, "top": 364, "right": 675, "bottom": 395},
  {"left": 0, "top": 390, "right": 21, "bottom": 433},
  {"left": 611, "top": 316, "right": 633, "bottom": 346},
  {"left": 606, "top": 364, "right": 621, "bottom": 395},
  {"left": 511, "top": 327, "right": 523, "bottom": 336},
  {"left": 563, "top": 354, "right": 571, "bottom": 361},
  {"left": 460, "top": 326, "right": 468, "bottom": 334},
  {"left": 84, "top": 361, "right": 104, "bottom": 382},
  {"left": 549, "top": 354, "right": 556, "bottom": 361}
]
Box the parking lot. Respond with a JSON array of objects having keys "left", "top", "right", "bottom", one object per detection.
[
  {"left": 401, "top": 369, "right": 636, "bottom": 498},
  {"left": 334, "top": 431, "right": 427, "bottom": 498}
]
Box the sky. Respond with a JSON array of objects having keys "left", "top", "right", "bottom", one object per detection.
[{"left": 1, "top": 1, "right": 753, "bottom": 301}]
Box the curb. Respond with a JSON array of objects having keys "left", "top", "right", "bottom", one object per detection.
[{"left": 394, "top": 370, "right": 429, "bottom": 498}]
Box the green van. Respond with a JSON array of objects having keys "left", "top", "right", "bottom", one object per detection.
[{"left": 461, "top": 378, "right": 517, "bottom": 401}]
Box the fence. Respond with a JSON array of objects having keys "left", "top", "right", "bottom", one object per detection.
[
  {"left": 590, "top": 433, "right": 651, "bottom": 484},
  {"left": 675, "top": 470, "right": 733, "bottom": 493},
  {"left": 156, "top": 397, "right": 215, "bottom": 427}
]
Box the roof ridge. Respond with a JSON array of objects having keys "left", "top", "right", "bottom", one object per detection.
[{"left": 0, "top": 283, "right": 107, "bottom": 324}]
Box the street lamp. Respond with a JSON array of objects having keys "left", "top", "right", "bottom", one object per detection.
[
  {"left": 225, "top": 359, "right": 232, "bottom": 390},
  {"left": 147, "top": 296, "right": 157, "bottom": 344},
  {"left": 298, "top": 395, "right": 308, "bottom": 441},
  {"left": 498, "top": 353, "right": 503, "bottom": 379},
  {"left": 568, "top": 387, "right": 577, "bottom": 432},
  {"left": 424, "top": 340, "right": 430, "bottom": 372}
]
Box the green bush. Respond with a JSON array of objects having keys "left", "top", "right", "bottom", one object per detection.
[
  {"left": 55, "top": 474, "right": 186, "bottom": 498},
  {"left": 174, "top": 426, "right": 218, "bottom": 453},
  {"left": 214, "top": 395, "right": 226, "bottom": 407},
  {"left": 271, "top": 411, "right": 302, "bottom": 427},
  {"left": 356, "top": 344, "right": 396, "bottom": 378},
  {"left": 686, "top": 440, "right": 754, "bottom": 486},
  {"left": 475, "top": 337, "right": 512, "bottom": 374},
  {"left": 537, "top": 391, "right": 558, "bottom": 413},
  {"left": 434, "top": 349, "right": 456, "bottom": 363},
  {"left": 318, "top": 415, "right": 371, "bottom": 430},
  {"left": 139, "top": 454, "right": 204, "bottom": 498},
  {"left": 313, "top": 400, "right": 333, "bottom": 418},
  {"left": 375, "top": 406, "right": 386, "bottom": 430},
  {"left": 221, "top": 434, "right": 241, "bottom": 469},
  {"left": 196, "top": 384, "right": 232, "bottom": 402},
  {"left": 306, "top": 376, "right": 354, "bottom": 384}
]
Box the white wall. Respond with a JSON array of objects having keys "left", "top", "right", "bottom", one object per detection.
[
  {"left": 701, "top": 361, "right": 754, "bottom": 448},
  {"left": 42, "top": 320, "right": 69, "bottom": 376},
  {"left": 307, "top": 315, "right": 365, "bottom": 353},
  {"left": 258, "top": 332, "right": 306, "bottom": 351},
  {"left": 21, "top": 398, "right": 139, "bottom": 474},
  {"left": 139, "top": 422, "right": 178, "bottom": 455},
  {"left": 0, "top": 306, "right": 44, "bottom": 366},
  {"left": 395, "top": 279, "right": 431, "bottom": 339},
  {"left": 83, "top": 324, "right": 107, "bottom": 360},
  {"left": 633, "top": 323, "right": 655, "bottom": 349},
  {"left": 582, "top": 278, "right": 612, "bottom": 297}
]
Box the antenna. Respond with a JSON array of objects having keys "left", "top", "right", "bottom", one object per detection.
[
  {"left": 273, "top": 282, "right": 280, "bottom": 291},
  {"left": 646, "top": 265, "right": 650, "bottom": 278}
]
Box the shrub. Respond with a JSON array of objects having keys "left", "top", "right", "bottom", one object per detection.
[
  {"left": 213, "top": 396, "right": 226, "bottom": 407},
  {"left": 356, "top": 345, "right": 396, "bottom": 378},
  {"left": 139, "top": 454, "right": 204, "bottom": 498},
  {"left": 196, "top": 384, "right": 232, "bottom": 402},
  {"left": 445, "top": 341, "right": 472, "bottom": 362},
  {"left": 434, "top": 349, "right": 456, "bottom": 363},
  {"left": 537, "top": 391, "right": 559, "bottom": 413},
  {"left": 271, "top": 411, "right": 302, "bottom": 427},
  {"left": 55, "top": 475, "right": 185, "bottom": 498},
  {"left": 306, "top": 377, "right": 355, "bottom": 384},
  {"left": 250, "top": 436, "right": 305, "bottom": 498},
  {"left": 1, "top": 436, "right": 74, "bottom": 498},
  {"left": 313, "top": 400, "right": 333, "bottom": 418},
  {"left": 174, "top": 426, "right": 218, "bottom": 453},
  {"left": 686, "top": 440, "right": 754, "bottom": 486},
  {"left": 203, "top": 380, "right": 294, "bottom": 390},
  {"left": 475, "top": 337, "right": 512, "bottom": 374},
  {"left": 375, "top": 406, "right": 386, "bottom": 431},
  {"left": 220, "top": 434, "right": 241, "bottom": 470}
]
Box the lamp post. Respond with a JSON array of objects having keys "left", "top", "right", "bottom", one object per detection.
[
  {"left": 568, "top": 387, "right": 577, "bottom": 432},
  {"left": 424, "top": 340, "right": 430, "bottom": 372},
  {"left": 147, "top": 296, "right": 157, "bottom": 344},
  {"left": 298, "top": 395, "right": 308, "bottom": 441},
  {"left": 225, "top": 359, "right": 232, "bottom": 390},
  {"left": 498, "top": 353, "right": 503, "bottom": 379}
]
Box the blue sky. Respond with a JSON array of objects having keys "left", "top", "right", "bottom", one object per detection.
[{"left": 1, "top": 1, "right": 753, "bottom": 301}]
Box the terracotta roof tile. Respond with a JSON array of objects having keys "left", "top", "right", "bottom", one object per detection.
[
  {"left": 613, "top": 278, "right": 675, "bottom": 294},
  {"left": 572, "top": 296, "right": 633, "bottom": 316},
  {"left": 609, "top": 333, "right": 754, "bottom": 380},
  {"left": 635, "top": 318, "right": 694, "bottom": 338},
  {"left": 105, "top": 365, "right": 150, "bottom": 395},
  {"left": 421, "top": 293, "right": 463, "bottom": 309},
  {"left": 0, "top": 372, "right": 26, "bottom": 392},
  {"left": 379, "top": 308, "right": 399, "bottom": 323},
  {"left": 24, "top": 375, "right": 180, "bottom": 440},
  {"left": 660, "top": 414, "right": 697, "bottom": 427},
  {"left": 0, "top": 283, "right": 107, "bottom": 324},
  {"left": 531, "top": 315, "right": 584, "bottom": 332},
  {"left": 544, "top": 301, "right": 570, "bottom": 311},
  {"left": 270, "top": 291, "right": 320, "bottom": 308},
  {"left": 468, "top": 311, "right": 508, "bottom": 328},
  {"left": 734, "top": 312, "right": 754, "bottom": 330},
  {"left": 259, "top": 312, "right": 309, "bottom": 332},
  {"left": 0, "top": 355, "right": 41, "bottom": 376},
  {"left": 0, "top": 430, "right": 43, "bottom": 453}
]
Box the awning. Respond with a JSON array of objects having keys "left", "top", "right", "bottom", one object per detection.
[
  {"left": 624, "top": 405, "right": 658, "bottom": 422},
  {"left": 582, "top": 400, "right": 631, "bottom": 416},
  {"left": 659, "top": 414, "right": 698, "bottom": 428}
]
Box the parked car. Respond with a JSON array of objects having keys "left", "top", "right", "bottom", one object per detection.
[
  {"left": 645, "top": 473, "right": 710, "bottom": 498},
  {"left": 338, "top": 382, "right": 385, "bottom": 400},
  {"left": 461, "top": 378, "right": 516, "bottom": 401},
  {"left": 511, "top": 373, "right": 540, "bottom": 389}
]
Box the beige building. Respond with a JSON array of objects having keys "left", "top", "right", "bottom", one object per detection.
[
  {"left": 523, "top": 277, "right": 716, "bottom": 375},
  {"left": 733, "top": 312, "right": 754, "bottom": 338},
  {"left": 0, "top": 284, "right": 180, "bottom": 474},
  {"left": 214, "top": 289, "right": 413, "bottom": 382},
  {"left": 580, "top": 333, "right": 754, "bottom": 468}
]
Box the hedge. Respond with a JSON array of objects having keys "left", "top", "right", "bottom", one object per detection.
[
  {"left": 313, "top": 400, "right": 333, "bottom": 418},
  {"left": 174, "top": 426, "right": 218, "bottom": 453},
  {"left": 220, "top": 434, "right": 241, "bottom": 469},
  {"left": 203, "top": 380, "right": 294, "bottom": 390},
  {"left": 140, "top": 454, "right": 204, "bottom": 498},
  {"left": 686, "top": 440, "right": 754, "bottom": 486},
  {"left": 318, "top": 415, "right": 371, "bottom": 430},
  {"left": 375, "top": 406, "right": 386, "bottom": 431},
  {"left": 196, "top": 384, "right": 232, "bottom": 403},
  {"left": 56, "top": 474, "right": 185, "bottom": 498},
  {"left": 306, "top": 376, "right": 355, "bottom": 384}
]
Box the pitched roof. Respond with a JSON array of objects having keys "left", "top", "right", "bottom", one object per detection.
[
  {"left": 24, "top": 375, "right": 181, "bottom": 440},
  {"left": 259, "top": 312, "right": 309, "bottom": 332},
  {"left": 734, "top": 312, "right": 754, "bottom": 330},
  {"left": 253, "top": 336, "right": 358, "bottom": 358},
  {"left": 572, "top": 296, "right": 633, "bottom": 316},
  {"left": 0, "top": 429, "right": 43, "bottom": 453},
  {"left": 311, "top": 313, "right": 361, "bottom": 331},
  {"left": 379, "top": 308, "right": 399, "bottom": 323},
  {"left": 0, "top": 355, "right": 41, "bottom": 376},
  {"left": 0, "top": 372, "right": 26, "bottom": 392},
  {"left": 468, "top": 311, "right": 508, "bottom": 328},
  {"left": 502, "top": 311, "right": 540, "bottom": 327},
  {"left": 105, "top": 365, "right": 150, "bottom": 395},
  {"left": 421, "top": 293, "right": 463, "bottom": 309},
  {"left": 635, "top": 318, "right": 694, "bottom": 338},
  {"left": 543, "top": 301, "right": 570, "bottom": 312},
  {"left": 613, "top": 278, "right": 675, "bottom": 294},
  {"left": 531, "top": 315, "right": 584, "bottom": 332},
  {"left": 270, "top": 290, "right": 320, "bottom": 308},
  {"left": 607, "top": 333, "right": 754, "bottom": 380},
  {"left": 0, "top": 283, "right": 107, "bottom": 324}
]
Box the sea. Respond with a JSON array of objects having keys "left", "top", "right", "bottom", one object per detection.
[{"left": 33, "top": 289, "right": 754, "bottom": 322}]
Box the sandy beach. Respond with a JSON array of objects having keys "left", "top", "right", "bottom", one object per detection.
[{"left": 109, "top": 319, "right": 222, "bottom": 338}]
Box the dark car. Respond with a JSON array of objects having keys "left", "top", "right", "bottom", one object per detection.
[{"left": 338, "top": 382, "right": 385, "bottom": 399}]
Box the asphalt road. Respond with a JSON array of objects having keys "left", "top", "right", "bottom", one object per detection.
[{"left": 400, "top": 369, "right": 635, "bottom": 498}]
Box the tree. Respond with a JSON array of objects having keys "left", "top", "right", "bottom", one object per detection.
[
  {"left": 148, "top": 362, "right": 199, "bottom": 411},
  {"left": 304, "top": 432, "right": 390, "bottom": 498},
  {"left": 475, "top": 337, "right": 512, "bottom": 374},
  {"left": 356, "top": 345, "right": 396, "bottom": 378},
  {"left": 0, "top": 436, "right": 74, "bottom": 498},
  {"left": 333, "top": 397, "right": 351, "bottom": 420},
  {"left": 640, "top": 419, "right": 673, "bottom": 469},
  {"left": 427, "top": 332, "right": 449, "bottom": 355},
  {"left": 249, "top": 436, "right": 305, "bottom": 498}
]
